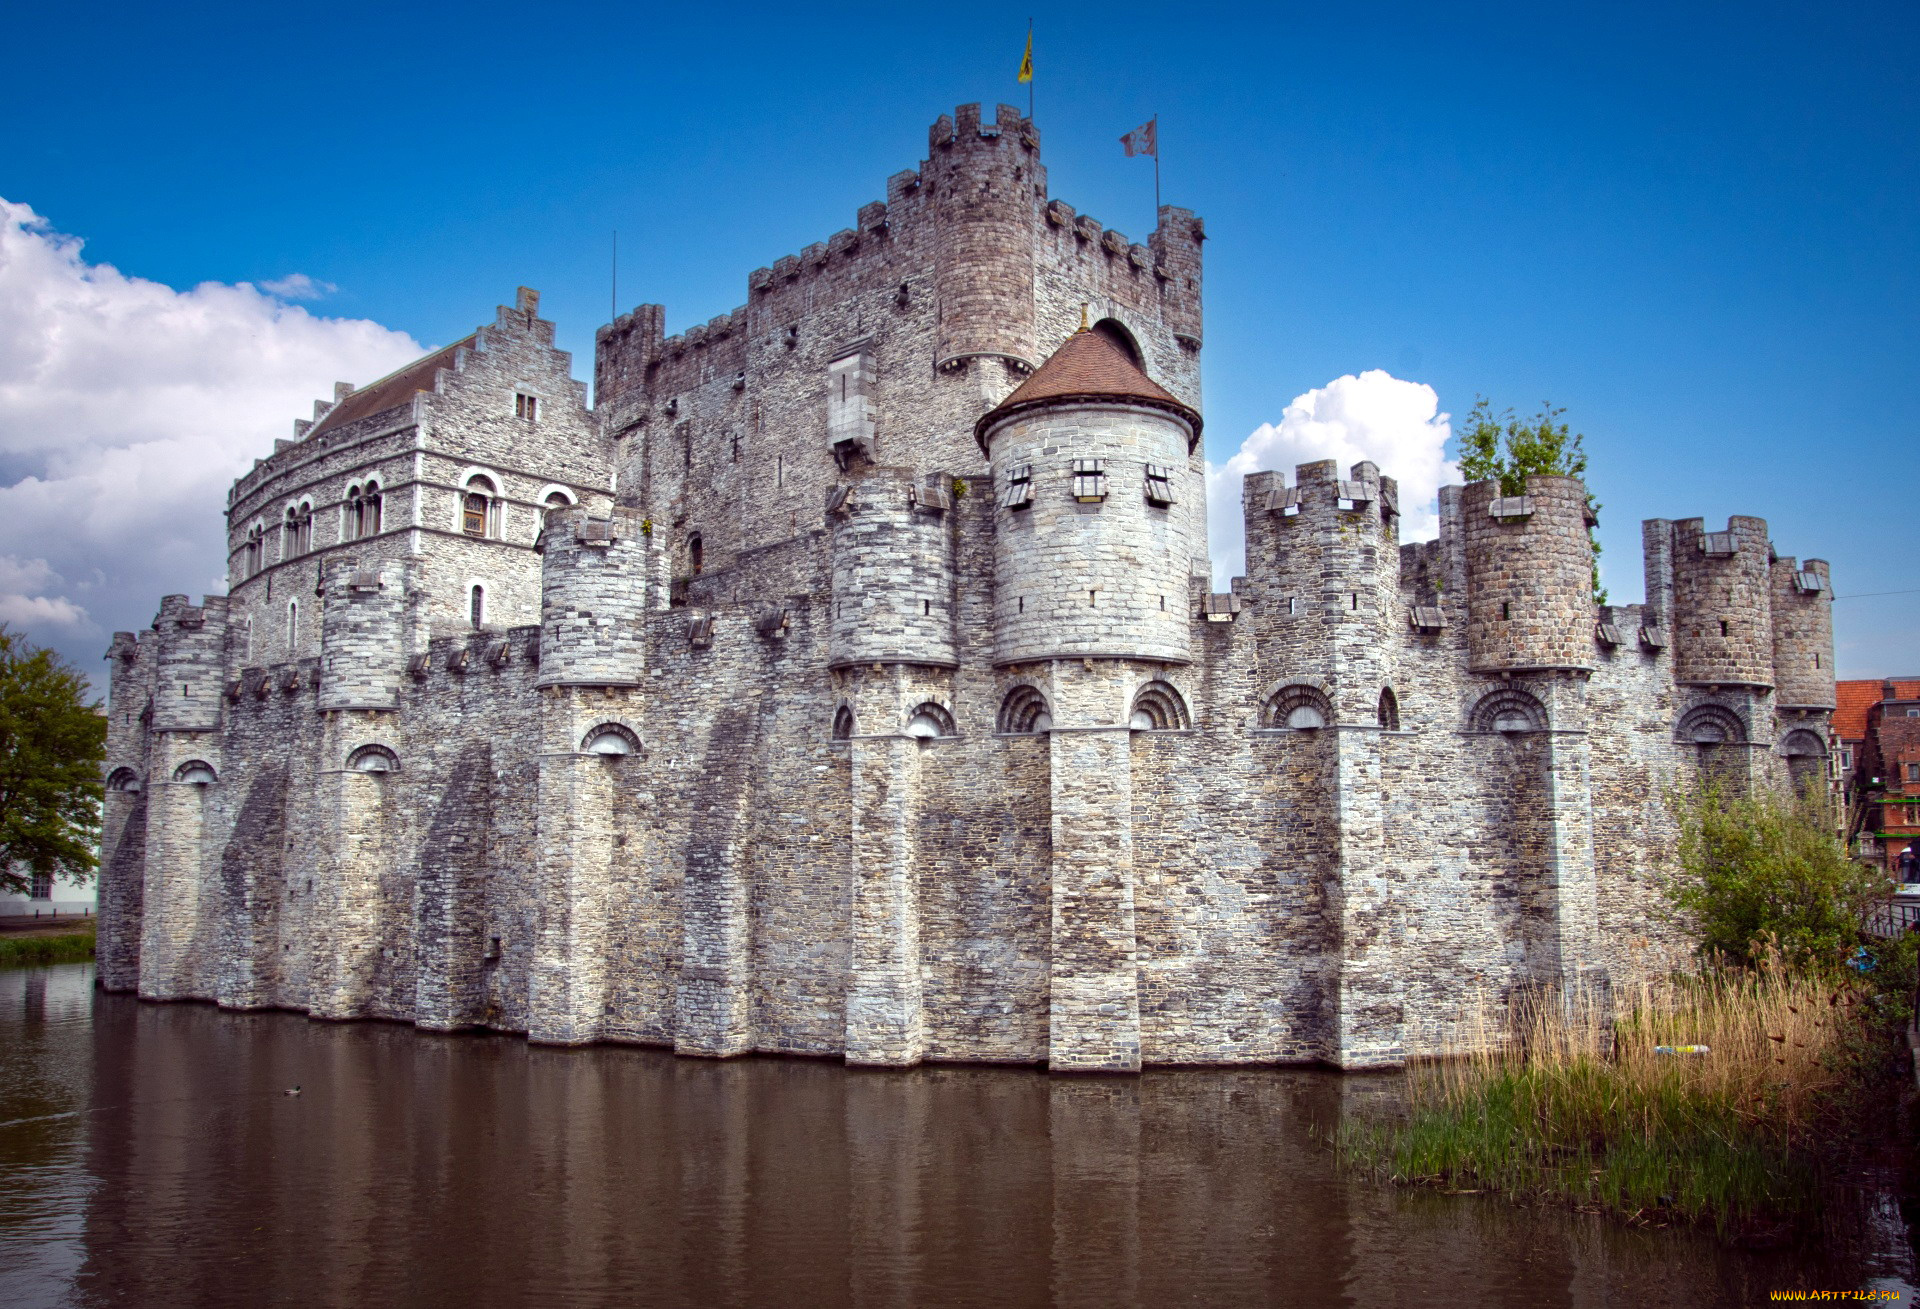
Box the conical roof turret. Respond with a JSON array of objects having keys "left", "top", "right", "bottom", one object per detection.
[{"left": 974, "top": 328, "right": 1201, "bottom": 451}]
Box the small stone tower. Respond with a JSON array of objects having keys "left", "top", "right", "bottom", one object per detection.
[
  {"left": 317, "top": 558, "right": 412, "bottom": 712},
  {"left": 1667, "top": 516, "right": 1775, "bottom": 690},
  {"left": 535, "top": 506, "right": 658, "bottom": 687},
  {"left": 928, "top": 104, "right": 1039, "bottom": 373},
  {"left": 827, "top": 467, "right": 957, "bottom": 670},
  {"left": 1769, "top": 555, "right": 1836, "bottom": 711},
  {"left": 1462, "top": 475, "right": 1596, "bottom": 673}
]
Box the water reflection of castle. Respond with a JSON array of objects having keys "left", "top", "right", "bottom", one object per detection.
[{"left": 95, "top": 104, "right": 1835, "bottom": 1071}]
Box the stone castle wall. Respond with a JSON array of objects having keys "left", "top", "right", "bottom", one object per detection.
[{"left": 95, "top": 103, "right": 1837, "bottom": 1072}]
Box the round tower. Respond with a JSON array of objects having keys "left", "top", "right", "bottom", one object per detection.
[
  {"left": 1670, "top": 516, "right": 1774, "bottom": 688},
  {"left": 318, "top": 558, "right": 410, "bottom": 711},
  {"left": 1770, "top": 555, "right": 1835, "bottom": 709},
  {"left": 977, "top": 328, "right": 1202, "bottom": 667},
  {"left": 536, "top": 506, "right": 653, "bottom": 687},
  {"left": 827, "top": 467, "right": 956, "bottom": 669},
  {"left": 927, "top": 103, "right": 1038, "bottom": 373},
  {"left": 151, "top": 594, "right": 230, "bottom": 732},
  {"left": 1462, "top": 475, "right": 1595, "bottom": 673}
]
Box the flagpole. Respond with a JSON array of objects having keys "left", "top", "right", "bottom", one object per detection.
[
  {"left": 1028, "top": 19, "right": 1034, "bottom": 119},
  {"left": 1153, "top": 116, "right": 1161, "bottom": 214}
]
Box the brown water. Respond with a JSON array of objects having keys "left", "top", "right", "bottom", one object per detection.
[{"left": 1, "top": 964, "right": 1914, "bottom": 1308}]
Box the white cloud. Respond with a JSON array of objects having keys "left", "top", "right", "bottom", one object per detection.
[
  {"left": 258, "top": 273, "right": 336, "bottom": 300},
  {"left": 0, "top": 197, "right": 423, "bottom": 675},
  {"left": 1206, "top": 370, "right": 1457, "bottom": 588}
]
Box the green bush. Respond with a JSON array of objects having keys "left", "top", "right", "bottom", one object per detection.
[{"left": 1662, "top": 779, "right": 1884, "bottom": 974}]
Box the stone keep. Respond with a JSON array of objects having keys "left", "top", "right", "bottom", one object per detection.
[{"left": 97, "top": 103, "right": 1838, "bottom": 1072}]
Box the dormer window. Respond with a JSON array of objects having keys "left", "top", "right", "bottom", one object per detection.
[{"left": 516, "top": 393, "right": 539, "bottom": 421}]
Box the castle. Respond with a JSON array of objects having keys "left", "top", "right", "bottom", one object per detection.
[{"left": 94, "top": 104, "right": 1837, "bottom": 1071}]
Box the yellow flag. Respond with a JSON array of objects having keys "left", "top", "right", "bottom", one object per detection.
[{"left": 1018, "top": 28, "right": 1033, "bottom": 83}]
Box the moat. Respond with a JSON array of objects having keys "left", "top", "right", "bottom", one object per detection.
[{"left": 2, "top": 964, "right": 1913, "bottom": 1307}]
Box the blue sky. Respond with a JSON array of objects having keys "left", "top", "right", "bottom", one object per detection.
[{"left": 3, "top": 0, "right": 1915, "bottom": 678}]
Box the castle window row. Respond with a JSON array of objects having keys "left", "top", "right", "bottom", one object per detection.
[
  {"left": 999, "top": 460, "right": 1179, "bottom": 511},
  {"left": 237, "top": 473, "right": 594, "bottom": 584}
]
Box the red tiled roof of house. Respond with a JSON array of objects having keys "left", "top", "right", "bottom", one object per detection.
[
  {"left": 1834, "top": 677, "right": 1920, "bottom": 740},
  {"left": 308, "top": 337, "right": 473, "bottom": 438},
  {"left": 975, "top": 328, "right": 1201, "bottom": 449}
]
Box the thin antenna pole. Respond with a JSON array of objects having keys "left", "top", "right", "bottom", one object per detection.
[
  {"left": 611, "top": 230, "right": 618, "bottom": 322},
  {"left": 1028, "top": 18, "right": 1034, "bottom": 120}
]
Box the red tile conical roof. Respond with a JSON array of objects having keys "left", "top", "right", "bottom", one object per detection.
[{"left": 974, "top": 329, "right": 1201, "bottom": 450}]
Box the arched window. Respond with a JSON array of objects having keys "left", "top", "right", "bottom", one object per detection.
[
  {"left": 346, "top": 483, "right": 364, "bottom": 539},
  {"left": 542, "top": 489, "right": 573, "bottom": 510},
  {"left": 1129, "top": 681, "right": 1190, "bottom": 731},
  {"left": 285, "top": 600, "right": 298, "bottom": 649},
  {"left": 463, "top": 475, "right": 497, "bottom": 538},
  {"left": 998, "top": 685, "right": 1053, "bottom": 734},
  {"left": 1470, "top": 689, "right": 1548, "bottom": 734},
  {"left": 283, "top": 505, "right": 300, "bottom": 558},
  {"left": 581, "top": 722, "right": 641, "bottom": 756},
  {"left": 365, "top": 481, "right": 383, "bottom": 535},
  {"left": 291, "top": 502, "right": 313, "bottom": 555},
  {"left": 469, "top": 585, "right": 486, "bottom": 630},
  {"left": 832, "top": 705, "right": 855, "bottom": 740},
  {"left": 346, "top": 744, "right": 399, "bottom": 774},
  {"left": 106, "top": 767, "right": 142, "bottom": 794},
  {"left": 905, "top": 702, "right": 956, "bottom": 739},
  {"left": 688, "top": 532, "right": 704, "bottom": 577},
  {"left": 243, "top": 523, "right": 264, "bottom": 578},
  {"left": 173, "top": 760, "right": 218, "bottom": 786},
  {"left": 1377, "top": 687, "right": 1400, "bottom": 731},
  {"left": 1780, "top": 728, "right": 1827, "bottom": 796},
  {"left": 1676, "top": 704, "right": 1746, "bottom": 746},
  {"left": 1265, "top": 685, "right": 1333, "bottom": 730}
]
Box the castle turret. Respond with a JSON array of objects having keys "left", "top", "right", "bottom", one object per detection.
[
  {"left": 827, "top": 467, "right": 956, "bottom": 669},
  {"left": 1242, "top": 458, "right": 1402, "bottom": 724},
  {"left": 1666, "top": 516, "right": 1774, "bottom": 689},
  {"left": 150, "top": 594, "right": 230, "bottom": 732},
  {"left": 978, "top": 327, "right": 1202, "bottom": 668},
  {"left": 1770, "top": 555, "right": 1836, "bottom": 710},
  {"left": 1148, "top": 206, "right": 1205, "bottom": 351},
  {"left": 1462, "top": 475, "right": 1595, "bottom": 673},
  {"left": 928, "top": 104, "right": 1039, "bottom": 373},
  {"left": 535, "top": 506, "right": 657, "bottom": 687},
  {"left": 318, "top": 558, "right": 411, "bottom": 711}
]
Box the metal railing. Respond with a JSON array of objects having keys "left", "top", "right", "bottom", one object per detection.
[{"left": 1863, "top": 898, "right": 1920, "bottom": 938}]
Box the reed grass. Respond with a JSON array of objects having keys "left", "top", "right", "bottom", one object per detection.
[
  {"left": 1339, "top": 962, "right": 1888, "bottom": 1238},
  {"left": 0, "top": 921, "right": 97, "bottom": 968}
]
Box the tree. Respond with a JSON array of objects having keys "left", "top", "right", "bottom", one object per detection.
[
  {"left": 0, "top": 626, "right": 107, "bottom": 896},
  {"left": 1456, "top": 398, "right": 1607, "bottom": 603},
  {"left": 1662, "top": 778, "right": 1884, "bottom": 973}
]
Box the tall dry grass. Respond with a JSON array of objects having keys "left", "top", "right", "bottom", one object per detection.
[{"left": 1341, "top": 960, "right": 1877, "bottom": 1236}]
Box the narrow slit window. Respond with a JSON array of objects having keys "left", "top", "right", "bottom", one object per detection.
[{"left": 470, "top": 585, "right": 486, "bottom": 630}]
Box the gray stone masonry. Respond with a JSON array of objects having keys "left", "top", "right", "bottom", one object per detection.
[{"left": 98, "top": 102, "right": 1836, "bottom": 1073}]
